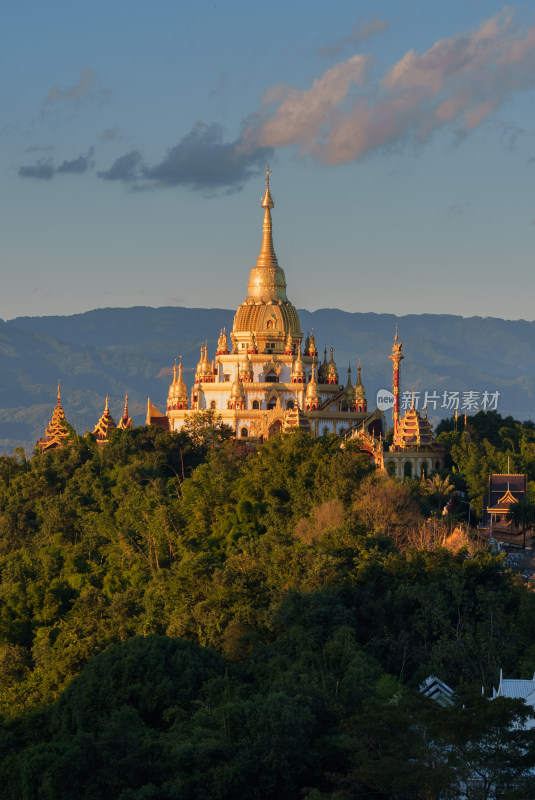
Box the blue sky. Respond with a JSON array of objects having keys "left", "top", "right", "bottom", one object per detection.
[{"left": 2, "top": 0, "right": 535, "bottom": 321}]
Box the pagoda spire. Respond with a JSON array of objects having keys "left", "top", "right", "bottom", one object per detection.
[
  {"left": 256, "top": 165, "right": 279, "bottom": 269},
  {"left": 389, "top": 326, "right": 404, "bottom": 437},
  {"left": 37, "top": 383, "right": 70, "bottom": 450},
  {"left": 117, "top": 393, "right": 134, "bottom": 430}
]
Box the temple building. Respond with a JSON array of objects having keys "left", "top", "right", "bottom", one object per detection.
[
  {"left": 149, "top": 170, "right": 384, "bottom": 441},
  {"left": 37, "top": 384, "right": 70, "bottom": 451},
  {"left": 383, "top": 331, "right": 445, "bottom": 478}
]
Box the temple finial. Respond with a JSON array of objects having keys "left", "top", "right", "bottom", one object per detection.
[
  {"left": 105, "top": 395, "right": 109, "bottom": 413},
  {"left": 394, "top": 324, "right": 398, "bottom": 342},
  {"left": 256, "top": 167, "right": 277, "bottom": 267},
  {"left": 261, "top": 165, "right": 274, "bottom": 210},
  {"left": 57, "top": 381, "right": 61, "bottom": 406}
]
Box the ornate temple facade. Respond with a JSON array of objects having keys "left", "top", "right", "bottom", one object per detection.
[{"left": 149, "top": 171, "right": 384, "bottom": 441}]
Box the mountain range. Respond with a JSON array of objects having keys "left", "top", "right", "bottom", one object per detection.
[{"left": 0, "top": 306, "right": 533, "bottom": 454}]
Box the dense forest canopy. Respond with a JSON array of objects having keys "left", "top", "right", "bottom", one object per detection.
[{"left": 0, "top": 413, "right": 534, "bottom": 799}]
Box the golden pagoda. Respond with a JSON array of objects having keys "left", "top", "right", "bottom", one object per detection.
[
  {"left": 37, "top": 384, "right": 70, "bottom": 451},
  {"left": 92, "top": 396, "right": 117, "bottom": 446},
  {"left": 167, "top": 360, "right": 189, "bottom": 412},
  {"left": 231, "top": 166, "right": 302, "bottom": 351},
  {"left": 154, "top": 168, "right": 384, "bottom": 441},
  {"left": 392, "top": 401, "right": 434, "bottom": 448},
  {"left": 117, "top": 394, "right": 134, "bottom": 430}
]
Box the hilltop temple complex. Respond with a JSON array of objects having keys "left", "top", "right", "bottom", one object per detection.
[{"left": 35, "top": 170, "right": 444, "bottom": 476}]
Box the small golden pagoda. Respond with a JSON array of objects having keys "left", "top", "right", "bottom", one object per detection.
[
  {"left": 37, "top": 384, "right": 70, "bottom": 451},
  {"left": 117, "top": 394, "right": 134, "bottom": 430},
  {"left": 92, "top": 396, "right": 117, "bottom": 446}
]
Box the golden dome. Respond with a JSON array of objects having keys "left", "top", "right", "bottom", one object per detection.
[
  {"left": 231, "top": 376, "right": 245, "bottom": 399},
  {"left": 306, "top": 363, "right": 319, "bottom": 400},
  {"left": 292, "top": 349, "right": 306, "bottom": 379},
  {"left": 328, "top": 346, "right": 338, "bottom": 380},
  {"left": 169, "top": 359, "right": 188, "bottom": 403},
  {"left": 232, "top": 169, "right": 301, "bottom": 340},
  {"left": 240, "top": 353, "right": 253, "bottom": 380},
  {"left": 202, "top": 342, "right": 212, "bottom": 372},
  {"left": 195, "top": 345, "right": 213, "bottom": 381},
  {"left": 354, "top": 360, "right": 366, "bottom": 400}
]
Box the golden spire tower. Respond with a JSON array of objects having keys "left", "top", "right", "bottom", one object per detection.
[
  {"left": 246, "top": 166, "right": 288, "bottom": 302},
  {"left": 389, "top": 327, "right": 404, "bottom": 436},
  {"left": 232, "top": 167, "right": 301, "bottom": 351}
]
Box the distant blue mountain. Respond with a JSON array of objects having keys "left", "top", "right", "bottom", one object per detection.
[{"left": 0, "top": 306, "right": 533, "bottom": 454}]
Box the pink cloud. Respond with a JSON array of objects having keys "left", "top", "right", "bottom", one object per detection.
[
  {"left": 244, "top": 8, "right": 535, "bottom": 166},
  {"left": 254, "top": 55, "right": 368, "bottom": 150}
]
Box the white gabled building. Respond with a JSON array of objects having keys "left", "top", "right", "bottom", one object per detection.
[{"left": 492, "top": 670, "right": 535, "bottom": 729}]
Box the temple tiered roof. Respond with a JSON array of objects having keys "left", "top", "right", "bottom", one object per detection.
[
  {"left": 92, "top": 397, "right": 117, "bottom": 446},
  {"left": 37, "top": 384, "right": 70, "bottom": 451},
  {"left": 393, "top": 404, "right": 435, "bottom": 449}
]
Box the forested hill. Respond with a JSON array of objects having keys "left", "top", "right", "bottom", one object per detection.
[
  {"left": 0, "top": 426, "right": 534, "bottom": 798},
  {"left": 1, "top": 306, "right": 534, "bottom": 453}
]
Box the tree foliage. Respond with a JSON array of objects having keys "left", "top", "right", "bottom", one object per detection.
[{"left": 0, "top": 424, "right": 533, "bottom": 797}]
